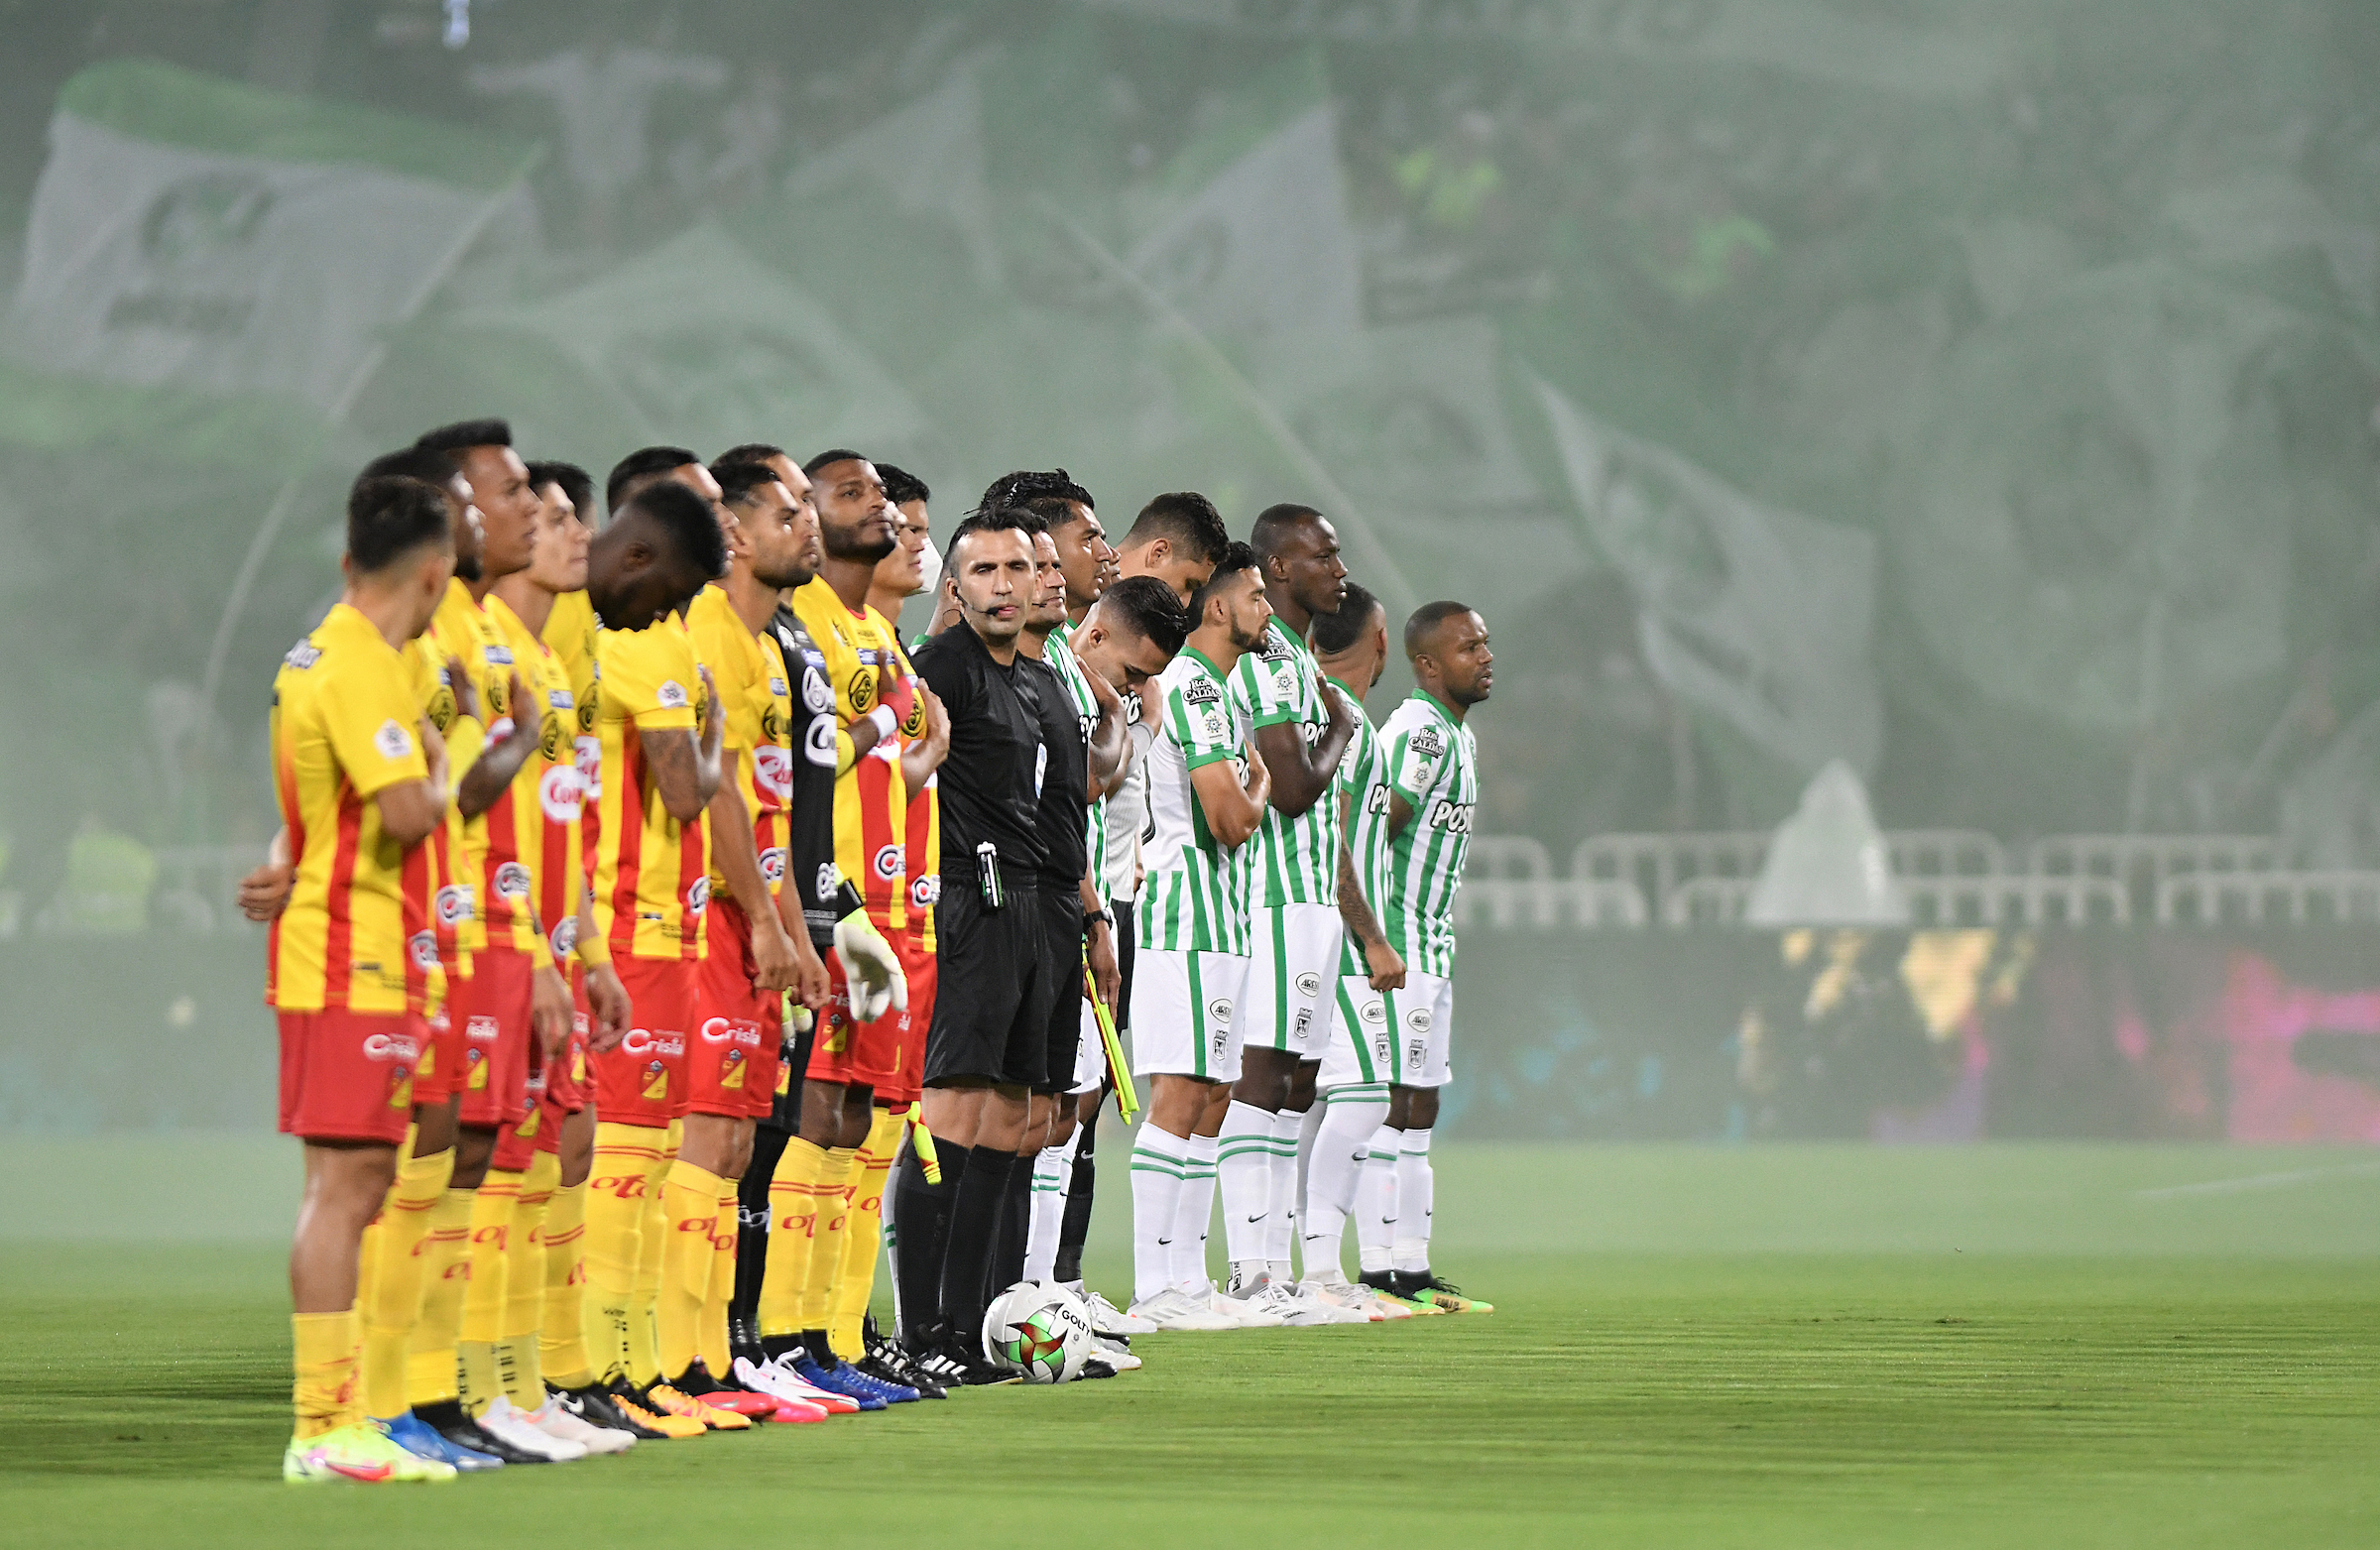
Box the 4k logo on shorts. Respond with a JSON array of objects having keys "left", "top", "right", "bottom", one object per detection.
[{"left": 1294, "top": 972, "right": 1322, "bottom": 1000}]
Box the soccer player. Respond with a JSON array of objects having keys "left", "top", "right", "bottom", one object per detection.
[
  {"left": 1216, "top": 506, "right": 1365, "bottom": 1324},
  {"left": 1294, "top": 583, "right": 1410, "bottom": 1320},
  {"left": 576, "top": 477, "right": 748, "bottom": 1431},
  {"left": 901, "top": 508, "right": 1055, "bottom": 1380},
  {"left": 489, "top": 461, "right": 659, "bottom": 1432},
  {"left": 1351, "top": 602, "right": 1494, "bottom": 1316},
  {"left": 772, "top": 448, "right": 926, "bottom": 1406},
  {"left": 1111, "top": 490, "right": 1229, "bottom": 607},
  {"left": 272, "top": 473, "right": 459, "bottom": 1483},
  {"left": 1123, "top": 542, "right": 1284, "bottom": 1331},
  {"left": 411, "top": 419, "right": 585, "bottom": 1458}
]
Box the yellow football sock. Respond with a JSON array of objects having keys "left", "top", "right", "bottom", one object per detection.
[
  {"left": 582, "top": 1122, "right": 664, "bottom": 1384},
  {"left": 759, "top": 1136, "right": 827, "bottom": 1339},
  {"left": 655, "top": 1159, "right": 724, "bottom": 1382},
  {"left": 292, "top": 1308, "right": 362, "bottom": 1440},
  {"left": 537, "top": 1175, "right": 593, "bottom": 1388},
  {"left": 829, "top": 1108, "right": 900, "bottom": 1359},
  {"left": 456, "top": 1171, "right": 520, "bottom": 1413},
  {"left": 799, "top": 1145, "right": 857, "bottom": 1333},
  {"left": 627, "top": 1120, "right": 681, "bottom": 1386},
  {"left": 501, "top": 1150, "right": 558, "bottom": 1409},
  {"left": 359, "top": 1133, "right": 452, "bottom": 1418},
  {"left": 698, "top": 1180, "right": 739, "bottom": 1374},
  {"left": 406, "top": 1186, "right": 474, "bottom": 1408}
]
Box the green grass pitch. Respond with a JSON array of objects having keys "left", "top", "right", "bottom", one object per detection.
[{"left": 4, "top": 1139, "right": 2377, "bottom": 1547}]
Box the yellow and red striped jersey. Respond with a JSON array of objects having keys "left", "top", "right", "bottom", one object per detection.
[
  {"left": 485, "top": 595, "right": 575, "bottom": 967},
  {"left": 591, "top": 613, "right": 710, "bottom": 962},
  {"left": 792, "top": 578, "right": 908, "bottom": 931},
  {"left": 688, "top": 585, "right": 793, "bottom": 908},
  {"left": 418, "top": 580, "right": 505, "bottom": 957},
  {"left": 267, "top": 603, "right": 435, "bottom": 1014}
]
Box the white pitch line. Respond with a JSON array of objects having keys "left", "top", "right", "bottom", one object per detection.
[{"left": 2134, "top": 1161, "right": 2380, "bottom": 1200}]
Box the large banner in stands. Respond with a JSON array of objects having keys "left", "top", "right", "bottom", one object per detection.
[{"left": 6, "top": 928, "right": 2380, "bottom": 1139}]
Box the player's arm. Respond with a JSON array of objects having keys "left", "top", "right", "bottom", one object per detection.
[
  {"left": 453, "top": 670, "right": 535, "bottom": 819},
  {"left": 771, "top": 884, "right": 831, "bottom": 1013},
  {"left": 238, "top": 826, "right": 295, "bottom": 921},
  {"left": 1080, "top": 661, "right": 1130, "bottom": 798},
  {"left": 1334, "top": 788, "right": 1403, "bottom": 991},
  {"left": 574, "top": 881, "right": 631, "bottom": 1052},
  {"left": 1189, "top": 744, "right": 1269, "bottom": 849},
  {"left": 900, "top": 684, "right": 950, "bottom": 796},
  {"left": 642, "top": 665, "right": 724, "bottom": 821},
  {"left": 1252, "top": 683, "right": 1354, "bottom": 818},
  {"left": 375, "top": 714, "right": 450, "bottom": 846},
  {"left": 1080, "top": 870, "right": 1119, "bottom": 1011},
  {"left": 1383, "top": 725, "right": 1432, "bottom": 841},
  {"left": 707, "top": 776, "right": 798, "bottom": 992}
]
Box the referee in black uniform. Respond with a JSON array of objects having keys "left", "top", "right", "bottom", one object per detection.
[{"left": 895, "top": 507, "right": 1050, "bottom": 1379}]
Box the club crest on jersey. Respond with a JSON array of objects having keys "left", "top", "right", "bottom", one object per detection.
[
  {"left": 494, "top": 862, "right": 532, "bottom": 899},
  {"left": 686, "top": 877, "right": 710, "bottom": 915},
  {"left": 848, "top": 668, "right": 878, "bottom": 713},
  {"left": 873, "top": 843, "right": 903, "bottom": 882},
  {"left": 760, "top": 847, "right": 786, "bottom": 886},
  {"left": 761, "top": 704, "right": 789, "bottom": 746},
  {"left": 373, "top": 719, "right": 413, "bottom": 761},
  {"left": 283, "top": 640, "right": 321, "bottom": 669}
]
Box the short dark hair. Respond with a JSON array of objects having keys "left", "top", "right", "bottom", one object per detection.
[
  {"left": 1404, "top": 599, "right": 1477, "bottom": 659},
  {"left": 716, "top": 441, "right": 786, "bottom": 468},
  {"left": 1250, "top": 503, "right": 1325, "bottom": 562},
  {"left": 526, "top": 459, "right": 593, "bottom": 521},
  {"left": 977, "top": 468, "right": 1092, "bottom": 518},
  {"left": 1312, "top": 582, "right": 1381, "bottom": 656},
  {"left": 358, "top": 446, "right": 460, "bottom": 490},
  {"left": 1124, "top": 491, "right": 1229, "bottom": 564},
  {"left": 1094, "top": 574, "right": 1191, "bottom": 657},
  {"left": 713, "top": 460, "right": 786, "bottom": 507},
  {"left": 944, "top": 505, "right": 1041, "bottom": 568},
  {"left": 607, "top": 445, "right": 700, "bottom": 515},
  {"left": 877, "top": 462, "right": 929, "bottom": 507},
  {"left": 621, "top": 480, "right": 730, "bottom": 580},
  {"left": 1191, "top": 540, "right": 1260, "bottom": 616},
  {"left": 414, "top": 418, "right": 513, "bottom": 461},
  {"left": 1018, "top": 495, "right": 1080, "bottom": 533},
  {"left": 802, "top": 447, "right": 869, "bottom": 477},
  {"left": 348, "top": 476, "right": 453, "bottom": 574}
]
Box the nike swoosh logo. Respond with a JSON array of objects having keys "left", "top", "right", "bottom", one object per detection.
[
  {"left": 1246, "top": 1214, "right": 1265, "bottom": 1223},
  {"left": 318, "top": 1456, "right": 395, "bottom": 1482},
  {"left": 1156, "top": 1237, "right": 1172, "bottom": 1246}
]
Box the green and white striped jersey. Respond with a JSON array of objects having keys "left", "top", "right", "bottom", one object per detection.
[
  {"left": 1369, "top": 691, "right": 1477, "bottom": 977},
  {"left": 1135, "top": 648, "right": 1254, "bottom": 956},
  {"left": 1330, "top": 681, "right": 1389, "bottom": 930},
  {"left": 1044, "top": 630, "right": 1107, "bottom": 892},
  {"left": 1228, "top": 618, "right": 1338, "bottom": 908}
]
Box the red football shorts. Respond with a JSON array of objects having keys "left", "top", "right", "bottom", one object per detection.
[
  {"left": 548, "top": 963, "right": 590, "bottom": 1114},
  {"left": 278, "top": 1007, "right": 423, "bottom": 1145},
  {"left": 490, "top": 1047, "right": 548, "bottom": 1173},
  {"left": 415, "top": 973, "right": 466, "bottom": 1107},
  {"left": 590, "top": 953, "right": 696, "bottom": 1128},
  {"left": 688, "top": 896, "right": 776, "bottom": 1119},
  {"left": 808, "top": 916, "right": 902, "bottom": 1093},
  {"left": 453, "top": 945, "right": 535, "bottom": 1130},
  {"left": 878, "top": 927, "right": 935, "bottom": 1107}
]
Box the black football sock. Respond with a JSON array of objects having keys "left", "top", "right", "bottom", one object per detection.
[
  {"left": 803, "top": 1329, "right": 836, "bottom": 1366},
  {"left": 1053, "top": 1121, "right": 1096, "bottom": 1284},
  {"left": 936, "top": 1145, "right": 1012, "bottom": 1350},
  {"left": 733, "top": 1127, "right": 789, "bottom": 1346},
  {"left": 894, "top": 1140, "right": 964, "bottom": 1347},
  {"left": 987, "top": 1148, "right": 1033, "bottom": 1301}
]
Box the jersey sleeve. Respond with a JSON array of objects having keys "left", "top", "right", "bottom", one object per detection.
[
  {"left": 324, "top": 654, "right": 430, "bottom": 799},
  {"left": 686, "top": 605, "right": 757, "bottom": 754},
  {"left": 1168, "top": 672, "right": 1239, "bottom": 772},
  {"left": 1383, "top": 718, "right": 1444, "bottom": 804},
  {"left": 600, "top": 624, "right": 699, "bottom": 733},
  {"left": 1230, "top": 650, "right": 1299, "bottom": 730}
]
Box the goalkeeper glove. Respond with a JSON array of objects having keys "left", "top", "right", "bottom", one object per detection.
[{"left": 829, "top": 875, "right": 906, "bottom": 1023}]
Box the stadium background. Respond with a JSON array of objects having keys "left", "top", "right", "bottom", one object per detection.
[{"left": 0, "top": 0, "right": 2378, "bottom": 1151}]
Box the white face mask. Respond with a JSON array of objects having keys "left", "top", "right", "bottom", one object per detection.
[{"left": 913, "top": 535, "right": 943, "bottom": 600}]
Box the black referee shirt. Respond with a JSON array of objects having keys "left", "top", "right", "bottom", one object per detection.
[
  {"left": 913, "top": 621, "right": 1047, "bottom": 886},
  {"left": 771, "top": 603, "right": 839, "bottom": 947},
  {"left": 1019, "top": 655, "right": 1088, "bottom": 893}
]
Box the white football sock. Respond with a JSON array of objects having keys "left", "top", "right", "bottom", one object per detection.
[
  {"left": 1355, "top": 1123, "right": 1402, "bottom": 1274},
  {"left": 1302, "top": 1085, "right": 1387, "bottom": 1284},
  {"left": 1172, "top": 1133, "right": 1219, "bottom": 1290},
  {"left": 1263, "top": 1106, "right": 1305, "bottom": 1277},
  {"left": 1128, "top": 1127, "right": 1191, "bottom": 1305},
  {"left": 1023, "top": 1128, "right": 1079, "bottom": 1284},
  {"left": 1215, "top": 1100, "right": 1275, "bottom": 1276},
  {"left": 1391, "top": 1127, "right": 1434, "bottom": 1273}
]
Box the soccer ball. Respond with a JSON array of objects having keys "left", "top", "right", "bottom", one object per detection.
[{"left": 981, "top": 1281, "right": 1096, "bottom": 1383}]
